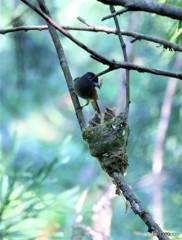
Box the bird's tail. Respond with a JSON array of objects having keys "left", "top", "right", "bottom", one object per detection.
[{"left": 91, "top": 100, "right": 101, "bottom": 114}]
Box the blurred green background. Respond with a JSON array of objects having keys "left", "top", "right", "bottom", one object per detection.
[{"left": 0, "top": 0, "right": 182, "bottom": 239}]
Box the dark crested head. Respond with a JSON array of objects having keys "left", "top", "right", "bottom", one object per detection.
[
  {"left": 86, "top": 72, "right": 102, "bottom": 89},
  {"left": 86, "top": 72, "right": 98, "bottom": 83}
]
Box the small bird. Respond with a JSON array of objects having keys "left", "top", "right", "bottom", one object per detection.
[
  {"left": 73, "top": 72, "right": 102, "bottom": 114},
  {"left": 103, "top": 107, "right": 116, "bottom": 122},
  {"left": 89, "top": 113, "right": 101, "bottom": 127}
]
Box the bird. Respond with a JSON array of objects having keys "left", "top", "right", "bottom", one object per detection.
[
  {"left": 103, "top": 107, "right": 116, "bottom": 122},
  {"left": 73, "top": 72, "right": 102, "bottom": 114},
  {"left": 89, "top": 113, "right": 101, "bottom": 127}
]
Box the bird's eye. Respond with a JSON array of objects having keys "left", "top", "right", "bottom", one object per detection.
[{"left": 88, "top": 75, "right": 93, "bottom": 80}]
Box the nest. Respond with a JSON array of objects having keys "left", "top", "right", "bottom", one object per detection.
[{"left": 82, "top": 111, "right": 129, "bottom": 176}]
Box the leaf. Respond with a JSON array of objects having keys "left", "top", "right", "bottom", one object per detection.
[
  {"left": 178, "top": 21, "right": 182, "bottom": 30},
  {"left": 177, "top": 0, "right": 182, "bottom": 8}
]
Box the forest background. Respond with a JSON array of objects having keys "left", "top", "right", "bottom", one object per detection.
[{"left": 0, "top": 0, "right": 182, "bottom": 239}]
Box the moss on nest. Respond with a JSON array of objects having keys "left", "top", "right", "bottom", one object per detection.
[{"left": 83, "top": 112, "right": 129, "bottom": 176}]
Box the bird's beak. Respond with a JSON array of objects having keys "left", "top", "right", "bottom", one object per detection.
[{"left": 94, "top": 81, "right": 103, "bottom": 89}]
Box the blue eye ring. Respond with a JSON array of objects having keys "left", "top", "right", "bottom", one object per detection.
[{"left": 88, "top": 75, "right": 93, "bottom": 81}]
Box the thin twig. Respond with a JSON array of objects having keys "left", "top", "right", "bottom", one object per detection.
[
  {"left": 112, "top": 172, "right": 170, "bottom": 240},
  {"left": 110, "top": 5, "right": 130, "bottom": 119},
  {"left": 1, "top": 25, "right": 181, "bottom": 53},
  {"left": 102, "top": 7, "right": 129, "bottom": 21},
  {"left": 36, "top": 0, "right": 86, "bottom": 130},
  {"left": 95, "top": 67, "right": 113, "bottom": 78},
  {"left": 77, "top": 16, "right": 94, "bottom": 28}
]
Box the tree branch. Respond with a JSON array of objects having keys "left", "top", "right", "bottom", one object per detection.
[
  {"left": 112, "top": 172, "right": 170, "bottom": 240},
  {"left": 110, "top": 5, "right": 130, "bottom": 119},
  {"left": 18, "top": 0, "right": 182, "bottom": 81},
  {"left": 36, "top": 0, "right": 86, "bottom": 130},
  {"left": 111, "top": 62, "right": 182, "bottom": 80},
  {"left": 1, "top": 25, "right": 181, "bottom": 52},
  {"left": 98, "top": 0, "right": 182, "bottom": 21},
  {"left": 20, "top": 0, "right": 112, "bottom": 66}
]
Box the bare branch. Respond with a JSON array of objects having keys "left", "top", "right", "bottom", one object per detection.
[
  {"left": 95, "top": 67, "right": 113, "bottom": 79},
  {"left": 98, "top": 0, "right": 182, "bottom": 21},
  {"left": 77, "top": 16, "right": 94, "bottom": 28},
  {"left": 1, "top": 25, "right": 181, "bottom": 53},
  {"left": 93, "top": 59, "right": 182, "bottom": 80},
  {"left": 20, "top": 0, "right": 112, "bottom": 66},
  {"left": 110, "top": 5, "right": 130, "bottom": 118},
  {"left": 102, "top": 7, "right": 130, "bottom": 20},
  {"left": 16, "top": 1, "right": 182, "bottom": 80},
  {"left": 112, "top": 172, "right": 170, "bottom": 240},
  {"left": 114, "top": 62, "right": 182, "bottom": 80},
  {"left": 36, "top": 0, "right": 86, "bottom": 130}
]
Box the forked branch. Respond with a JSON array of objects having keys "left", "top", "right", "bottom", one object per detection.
[
  {"left": 98, "top": 0, "right": 182, "bottom": 21},
  {"left": 20, "top": 0, "right": 182, "bottom": 80}
]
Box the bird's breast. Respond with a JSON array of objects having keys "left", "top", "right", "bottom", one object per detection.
[{"left": 74, "top": 79, "right": 98, "bottom": 100}]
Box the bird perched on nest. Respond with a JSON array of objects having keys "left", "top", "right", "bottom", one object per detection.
[{"left": 73, "top": 72, "right": 102, "bottom": 114}]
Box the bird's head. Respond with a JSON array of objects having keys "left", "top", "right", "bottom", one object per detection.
[{"left": 86, "top": 72, "right": 102, "bottom": 89}]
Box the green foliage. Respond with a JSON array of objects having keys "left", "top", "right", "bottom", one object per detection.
[
  {"left": 178, "top": 21, "right": 182, "bottom": 30},
  {"left": 160, "top": 0, "right": 181, "bottom": 4},
  {"left": 159, "top": 0, "right": 182, "bottom": 44},
  {"left": 0, "top": 147, "right": 82, "bottom": 239}
]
